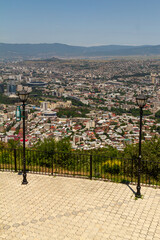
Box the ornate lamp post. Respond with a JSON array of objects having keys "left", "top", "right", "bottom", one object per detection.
[
  {"left": 17, "top": 89, "right": 29, "bottom": 184},
  {"left": 136, "top": 94, "right": 147, "bottom": 197}
]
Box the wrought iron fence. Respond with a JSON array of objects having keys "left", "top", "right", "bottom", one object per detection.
[{"left": 0, "top": 148, "right": 159, "bottom": 187}]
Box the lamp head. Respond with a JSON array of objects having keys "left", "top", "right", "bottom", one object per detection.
[
  {"left": 136, "top": 94, "right": 147, "bottom": 108},
  {"left": 17, "top": 89, "right": 29, "bottom": 102}
]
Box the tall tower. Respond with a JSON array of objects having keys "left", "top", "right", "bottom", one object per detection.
[
  {"left": 0, "top": 84, "right": 4, "bottom": 93},
  {"left": 7, "top": 80, "right": 17, "bottom": 96},
  {"left": 151, "top": 73, "right": 156, "bottom": 84},
  {"left": 41, "top": 102, "right": 50, "bottom": 111}
]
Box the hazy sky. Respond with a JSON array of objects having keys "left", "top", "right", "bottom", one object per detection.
[{"left": 0, "top": 0, "right": 160, "bottom": 46}]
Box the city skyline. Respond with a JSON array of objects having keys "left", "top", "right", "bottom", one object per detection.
[{"left": 1, "top": 0, "right": 160, "bottom": 46}]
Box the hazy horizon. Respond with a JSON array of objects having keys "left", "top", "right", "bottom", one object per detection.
[{"left": 1, "top": 42, "right": 160, "bottom": 47}]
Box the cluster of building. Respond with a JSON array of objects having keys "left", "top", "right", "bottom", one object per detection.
[
  {"left": 0, "top": 101, "right": 159, "bottom": 150},
  {"left": 0, "top": 58, "right": 160, "bottom": 150}
]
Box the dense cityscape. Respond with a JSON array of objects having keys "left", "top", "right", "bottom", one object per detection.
[
  {"left": 1, "top": 1, "right": 160, "bottom": 239},
  {"left": 0, "top": 57, "right": 160, "bottom": 151}
]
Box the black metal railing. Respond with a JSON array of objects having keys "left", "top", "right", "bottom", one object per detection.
[{"left": 0, "top": 148, "right": 159, "bottom": 187}]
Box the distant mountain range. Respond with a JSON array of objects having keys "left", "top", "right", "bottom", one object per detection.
[{"left": 1, "top": 43, "right": 160, "bottom": 61}]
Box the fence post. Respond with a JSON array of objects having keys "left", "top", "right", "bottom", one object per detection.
[
  {"left": 111, "top": 157, "right": 112, "bottom": 180},
  {"left": 131, "top": 158, "right": 134, "bottom": 183},
  {"left": 14, "top": 149, "right": 17, "bottom": 172},
  {"left": 51, "top": 154, "right": 54, "bottom": 176},
  {"left": 90, "top": 154, "right": 92, "bottom": 180}
]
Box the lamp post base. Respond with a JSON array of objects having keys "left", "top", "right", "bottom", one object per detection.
[
  {"left": 135, "top": 193, "right": 141, "bottom": 198},
  {"left": 22, "top": 173, "right": 28, "bottom": 185},
  {"left": 136, "top": 186, "right": 141, "bottom": 198}
]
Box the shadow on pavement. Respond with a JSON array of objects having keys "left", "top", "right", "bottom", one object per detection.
[
  {"left": 127, "top": 184, "right": 136, "bottom": 195},
  {"left": 121, "top": 180, "right": 136, "bottom": 195}
]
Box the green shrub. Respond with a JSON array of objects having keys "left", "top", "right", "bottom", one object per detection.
[{"left": 102, "top": 159, "right": 121, "bottom": 175}]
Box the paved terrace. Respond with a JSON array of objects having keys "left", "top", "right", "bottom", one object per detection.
[{"left": 0, "top": 172, "right": 160, "bottom": 240}]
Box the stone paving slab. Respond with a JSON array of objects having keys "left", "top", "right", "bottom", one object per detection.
[{"left": 0, "top": 172, "right": 160, "bottom": 240}]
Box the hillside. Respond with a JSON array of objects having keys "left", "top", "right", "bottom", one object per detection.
[{"left": 1, "top": 43, "right": 160, "bottom": 61}]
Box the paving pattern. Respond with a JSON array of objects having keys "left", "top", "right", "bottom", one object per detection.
[{"left": 0, "top": 172, "right": 160, "bottom": 240}]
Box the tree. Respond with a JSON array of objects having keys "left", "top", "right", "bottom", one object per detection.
[
  {"left": 8, "top": 139, "right": 20, "bottom": 149},
  {"left": 32, "top": 138, "right": 56, "bottom": 168},
  {"left": 155, "top": 110, "right": 160, "bottom": 119},
  {"left": 34, "top": 138, "right": 56, "bottom": 153},
  {"left": 157, "top": 126, "right": 160, "bottom": 134},
  {"left": 0, "top": 141, "right": 6, "bottom": 150},
  {"left": 56, "top": 138, "right": 71, "bottom": 152},
  {"left": 123, "top": 136, "right": 160, "bottom": 162}
]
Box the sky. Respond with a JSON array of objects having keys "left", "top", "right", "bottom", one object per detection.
[{"left": 0, "top": 0, "right": 160, "bottom": 46}]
